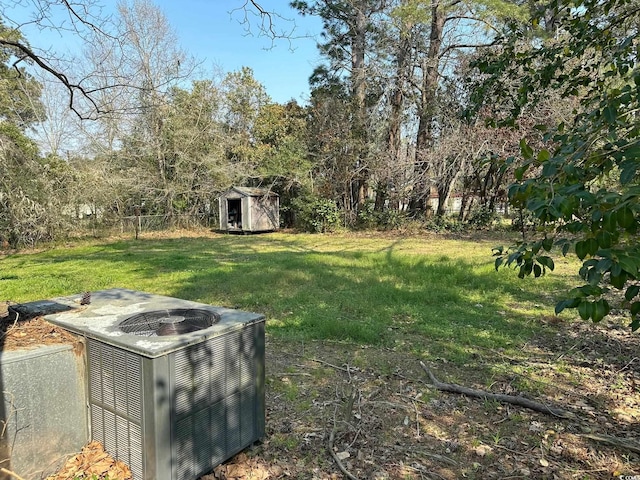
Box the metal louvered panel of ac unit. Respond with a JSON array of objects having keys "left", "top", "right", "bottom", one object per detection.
[
  {"left": 173, "top": 338, "right": 221, "bottom": 415},
  {"left": 175, "top": 401, "right": 226, "bottom": 479},
  {"left": 240, "top": 386, "right": 257, "bottom": 446},
  {"left": 226, "top": 391, "right": 242, "bottom": 453},
  {"left": 240, "top": 326, "right": 255, "bottom": 389},
  {"left": 87, "top": 340, "right": 144, "bottom": 480},
  {"left": 86, "top": 319, "right": 264, "bottom": 480},
  {"left": 128, "top": 422, "right": 143, "bottom": 477},
  {"left": 171, "top": 323, "right": 264, "bottom": 480},
  {"left": 88, "top": 340, "right": 143, "bottom": 417}
]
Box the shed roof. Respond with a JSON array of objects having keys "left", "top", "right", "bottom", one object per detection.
[{"left": 224, "top": 187, "right": 279, "bottom": 198}]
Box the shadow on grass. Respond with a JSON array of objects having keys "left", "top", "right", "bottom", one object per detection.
[{"left": 1, "top": 234, "right": 580, "bottom": 364}]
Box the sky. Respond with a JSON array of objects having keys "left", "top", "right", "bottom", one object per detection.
[
  {"left": 153, "top": 1, "right": 324, "bottom": 104},
  {"left": 9, "top": 0, "right": 324, "bottom": 105}
]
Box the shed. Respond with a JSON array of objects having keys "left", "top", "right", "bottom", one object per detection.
[{"left": 218, "top": 187, "right": 279, "bottom": 233}]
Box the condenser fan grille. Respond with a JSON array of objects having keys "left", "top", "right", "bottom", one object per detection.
[{"left": 119, "top": 309, "right": 220, "bottom": 336}]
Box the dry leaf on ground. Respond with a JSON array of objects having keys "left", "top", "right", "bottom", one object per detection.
[{"left": 46, "top": 441, "right": 132, "bottom": 480}]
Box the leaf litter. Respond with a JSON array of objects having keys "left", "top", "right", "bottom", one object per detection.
[{"left": 45, "top": 441, "right": 131, "bottom": 480}]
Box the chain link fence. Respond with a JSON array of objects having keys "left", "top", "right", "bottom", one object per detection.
[
  {"left": 71, "top": 213, "right": 219, "bottom": 239},
  {"left": 119, "top": 214, "right": 217, "bottom": 233}
]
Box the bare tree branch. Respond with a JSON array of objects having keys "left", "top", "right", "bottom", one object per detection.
[
  {"left": 439, "top": 39, "right": 500, "bottom": 59},
  {"left": 1, "top": 37, "right": 105, "bottom": 119},
  {"left": 59, "top": 0, "right": 115, "bottom": 39},
  {"left": 229, "top": 0, "right": 305, "bottom": 50}
]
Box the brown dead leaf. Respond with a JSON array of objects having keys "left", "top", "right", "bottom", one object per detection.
[
  {"left": 0, "top": 315, "right": 80, "bottom": 350},
  {"left": 46, "top": 441, "right": 132, "bottom": 480},
  {"left": 212, "top": 453, "right": 271, "bottom": 480}
]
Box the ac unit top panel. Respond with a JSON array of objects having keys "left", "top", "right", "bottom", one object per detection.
[{"left": 44, "top": 289, "right": 265, "bottom": 358}]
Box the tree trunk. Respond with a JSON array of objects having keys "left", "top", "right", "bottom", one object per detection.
[
  {"left": 411, "top": 0, "right": 445, "bottom": 215},
  {"left": 383, "top": 13, "right": 413, "bottom": 213},
  {"left": 458, "top": 191, "right": 470, "bottom": 221},
  {"left": 436, "top": 181, "right": 452, "bottom": 217},
  {"left": 374, "top": 183, "right": 387, "bottom": 212},
  {"left": 352, "top": 2, "right": 369, "bottom": 210}
]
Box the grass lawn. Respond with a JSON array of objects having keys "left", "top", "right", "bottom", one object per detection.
[
  {"left": 3, "top": 230, "right": 639, "bottom": 479},
  {"left": 1, "top": 230, "right": 579, "bottom": 364}
]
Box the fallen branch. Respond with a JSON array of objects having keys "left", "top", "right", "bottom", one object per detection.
[
  {"left": 419, "top": 361, "right": 574, "bottom": 419},
  {"left": 274, "top": 372, "right": 312, "bottom": 377},
  {"left": 579, "top": 433, "right": 640, "bottom": 454},
  {"left": 311, "top": 358, "right": 351, "bottom": 373},
  {"left": 328, "top": 425, "right": 358, "bottom": 480},
  {"left": 0, "top": 468, "right": 27, "bottom": 480},
  {"left": 617, "top": 357, "right": 638, "bottom": 373},
  {"left": 327, "top": 386, "right": 359, "bottom": 480}
]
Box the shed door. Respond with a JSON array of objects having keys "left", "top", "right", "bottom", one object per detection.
[{"left": 227, "top": 199, "right": 242, "bottom": 229}]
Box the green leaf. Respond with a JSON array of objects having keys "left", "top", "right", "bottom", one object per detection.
[
  {"left": 610, "top": 272, "right": 628, "bottom": 289},
  {"left": 575, "top": 240, "right": 589, "bottom": 260},
  {"left": 617, "top": 255, "right": 638, "bottom": 276},
  {"left": 603, "top": 105, "right": 617, "bottom": 124},
  {"left": 555, "top": 297, "right": 579, "bottom": 314},
  {"left": 520, "top": 138, "right": 534, "bottom": 159},
  {"left": 575, "top": 238, "right": 598, "bottom": 259},
  {"left": 494, "top": 257, "right": 504, "bottom": 270},
  {"left": 518, "top": 260, "right": 533, "bottom": 278},
  {"left": 595, "top": 230, "right": 613, "bottom": 249},
  {"left": 576, "top": 284, "right": 603, "bottom": 297},
  {"left": 541, "top": 162, "right": 557, "bottom": 177},
  {"left": 514, "top": 165, "right": 529, "bottom": 181},
  {"left": 620, "top": 161, "right": 637, "bottom": 185},
  {"left": 506, "top": 251, "right": 521, "bottom": 267},
  {"left": 616, "top": 207, "right": 635, "bottom": 229},
  {"left": 595, "top": 258, "right": 612, "bottom": 274},
  {"left": 554, "top": 300, "right": 567, "bottom": 315},
  {"left": 625, "top": 285, "right": 640, "bottom": 301},
  {"left": 542, "top": 237, "right": 553, "bottom": 252},
  {"left": 602, "top": 212, "right": 617, "bottom": 232},
  {"left": 531, "top": 240, "right": 542, "bottom": 255},
  {"left": 537, "top": 256, "right": 555, "bottom": 271},
  {"left": 586, "top": 238, "right": 598, "bottom": 256},
  {"left": 586, "top": 267, "right": 602, "bottom": 285},
  {"left": 578, "top": 300, "right": 591, "bottom": 320},
  {"left": 533, "top": 263, "right": 542, "bottom": 277},
  {"left": 611, "top": 262, "right": 622, "bottom": 277},
  {"left": 592, "top": 299, "right": 610, "bottom": 322},
  {"left": 537, "top": 149, "right": 551, "bottom": 162},
  {"left": 625, "top": 221, "right": 638, "bottom": 235}
]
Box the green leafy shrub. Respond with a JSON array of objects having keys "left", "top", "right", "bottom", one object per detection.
[
  {"left": 510, "top": 208, "right": 539, "bottom": 235},
  {"left": 424, "top": 215, "right": 465, "bottom": 233},
  {"left": 291, "top": 196, "right": 341, "bottom": 233},
  {"left": 356, "top": 200, "right": 411, "bottom": 230},
  {"left": 466, "top": 206, "right": 499, "bottom": 229}
]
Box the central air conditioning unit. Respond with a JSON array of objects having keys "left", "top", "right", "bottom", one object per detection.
[{"left": 46, "top": 289, "right": 265, "bottom": 480}]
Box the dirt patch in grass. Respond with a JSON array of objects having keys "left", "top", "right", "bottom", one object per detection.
[{"left": 217, "top": 321, "right": 639, "bottom": 480}]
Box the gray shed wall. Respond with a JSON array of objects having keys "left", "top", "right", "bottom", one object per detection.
[
  {"left": 247, "top": 196, "right": 279, "bottom": 232},
  {"left": 218, "top": 192, "right": 279, "bottom": 232}
]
